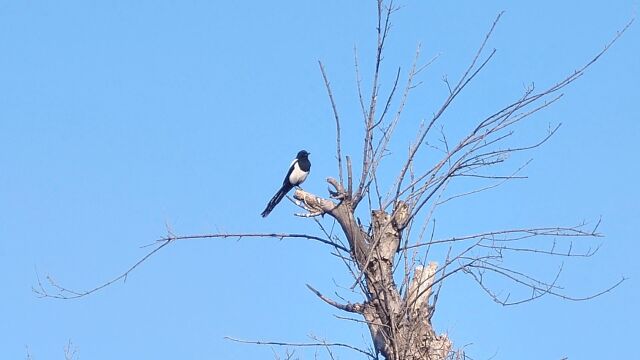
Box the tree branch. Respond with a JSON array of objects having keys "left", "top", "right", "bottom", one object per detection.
[
  {"left": 319, "top": 60, "right": 344, "bottom": 186},
  {"left": 33, "top": 232, "right": 347, "bottom": 300},
  {"left": 306, "top": 284, "right": 364, "bottom": 313},
  {"left": 224, "top": 336, "right": 376, "bottom": 359}
]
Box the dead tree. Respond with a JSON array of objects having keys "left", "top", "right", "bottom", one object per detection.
[{"left": 35, "top": 1, "right": 630, "bottom": 359}]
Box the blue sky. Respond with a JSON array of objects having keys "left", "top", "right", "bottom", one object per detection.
[{"left": 1, "top": 1, "right": 638, "bottom": 359}]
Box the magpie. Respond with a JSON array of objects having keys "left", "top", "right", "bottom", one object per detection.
[{"left": 261, "top": 150, "right": 311, "bottom": 217}]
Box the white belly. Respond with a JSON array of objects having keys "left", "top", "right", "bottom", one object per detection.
[{"left": 289, "top": 162, "right": 309, "bottom": 185}]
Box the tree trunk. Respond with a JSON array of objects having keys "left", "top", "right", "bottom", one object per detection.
[{"left": 295, "top": 188, "right": 451, "bottom": 359}]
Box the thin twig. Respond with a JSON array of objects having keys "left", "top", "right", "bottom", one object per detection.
[
  {"left": 34, "top": 232, "right": 348, "bottom": 299},
  {"left": 225, "top": 336, "right": 376, "bottom": 359},
  {"left": 319, "top": 61, "right": 344, "bottom": 186}
]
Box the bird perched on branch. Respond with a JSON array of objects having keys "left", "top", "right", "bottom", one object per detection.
[{"left": 261, "top": 150, "right": 311, "bottom": 217}]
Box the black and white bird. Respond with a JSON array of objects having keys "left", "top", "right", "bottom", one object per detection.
[{"left": 261, "top": 150, "right": 311, "bottom": 217}]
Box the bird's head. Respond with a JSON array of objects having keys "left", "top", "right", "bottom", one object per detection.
[{"left": 297, "top": 150, "right": 310, "bottom": 159}]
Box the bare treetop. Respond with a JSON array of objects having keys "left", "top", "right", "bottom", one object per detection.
[{"left": 34, "top": 1, "right": 632, "bottom": 359}]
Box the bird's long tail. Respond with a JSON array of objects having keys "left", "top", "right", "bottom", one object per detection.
[{"left": 261, "top": 184, "right": 292, "bottom": 217}]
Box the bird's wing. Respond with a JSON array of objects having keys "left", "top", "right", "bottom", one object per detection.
[{"left": 282, "top": 158, "right": 298, "bottom": 185}]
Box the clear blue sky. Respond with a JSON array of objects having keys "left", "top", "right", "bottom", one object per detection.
[{"left": 1, "top": 1, "right": 638, "bottom": 359}]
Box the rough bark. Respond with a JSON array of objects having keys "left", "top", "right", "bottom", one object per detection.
[{"left": 295, "top": 183, "right": 451, "bottom": 359}]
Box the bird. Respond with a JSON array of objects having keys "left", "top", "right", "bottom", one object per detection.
[{"left": 261, "top": 150, "right": 311, "bottom": 217}]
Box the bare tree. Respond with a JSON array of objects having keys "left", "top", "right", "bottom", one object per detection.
[{"left": 35, "top": 1, "right": 631, "bottom": 359}]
